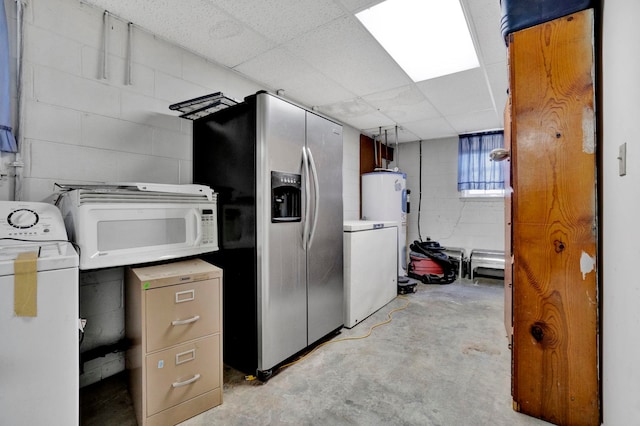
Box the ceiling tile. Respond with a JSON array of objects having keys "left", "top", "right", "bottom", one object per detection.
[
  {"left": 213, "top": 0, "right": 346, "bottom": 43},
  {"left": 402, "top": 117, "right": 458, "bottom": 141},
  {"left": 318, "top": 98, "right": 395, "bottom": 130},
  {"left": 462, "top": 0, "right": 507, "bottom": 66},
  {"left": 361, "top": 125, "right": 418, "bottom": 143},
  {"left": 341, "top": 112, "right": 396, "bottom": 132},
  {"left": 234, "top": 47, "right": 356, "bottom": 106},
  {"left": 284, "top": 15, "right": 413, "bottom": 97},
  {"left": 337, "top": 0, "right": 385, "bottom": 13},
  {"left": 417, "top": 68, "right": 493, "bottom": 116},
  {"left": 447, "top": 109, "right": 502, "bottom": 134},
  {"left": 485, "top": 61, "right": 509, "bottom": 121},
  {"left": 362, "top": 84, "right": 441, "bottom": 124},
  {"left": 318, "top": 97, "right": 376, "bottom": 117},
  {"left": 476, "top": 29, "right": 508, "bottom": 67}
]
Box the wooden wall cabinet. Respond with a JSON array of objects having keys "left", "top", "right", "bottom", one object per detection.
[
  {"left": 126, "top": 259, "right": 223, "bottom": 425},
  {"left": 505, "top": 9, "right": 599, "bottom": 425},
  {"left": 360, "top": 134, "right": 394, "bottom": 175}
]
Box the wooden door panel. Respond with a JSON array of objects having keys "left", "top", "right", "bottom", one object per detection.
[
  {"left": 509, "top": 9, "right": 599, "bottom": 425},
  {"left": 512, "top": 224, "right": 598, "bottom": 423},
  {"left": 504, "top": 102, "right": 513, "bottom": 343}
]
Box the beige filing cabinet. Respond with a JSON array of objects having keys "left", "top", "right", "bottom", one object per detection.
[{"left": 126, "top": 258, "right": 223, "bottom": 426}]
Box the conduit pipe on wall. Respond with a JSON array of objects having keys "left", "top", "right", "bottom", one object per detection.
[
  {"left": 395, "top": 125, "right": 399, "bottom": 169},
  {"left": 126, "top": 22, "right": 133, "bottom": 85},
  {"left": 372, "top": 133, "right": 377, "bottom": 169},
  {"left": 417, "top": 140, "right": 423, "bottom": 241},
  {"left": 102, "top": 11, "right": 109, "bottom": 79},
  {"left": 12, "top": 0, "right": 26, "bottom": 201},
  {"left": 373, "top": 126, "right": 381, "bottom": 169},
  {"left": 384, "top": 129, "right": 388, "bottom": 169}
]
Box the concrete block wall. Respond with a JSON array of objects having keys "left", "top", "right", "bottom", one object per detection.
[
  {"left": 2, "top": 0, "right": 361, "bottom": 387},
  {"left": 392, "top": 137, "right": 505, "bottom": 257},
  {"left": 17, "top": 0, "right": 264, "bottom": 200}
]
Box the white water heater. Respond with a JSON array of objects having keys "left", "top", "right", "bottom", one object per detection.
[{"left": 361, "top": 171, "right": 407, "bottom": 276}]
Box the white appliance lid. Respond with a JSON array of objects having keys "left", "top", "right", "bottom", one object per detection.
[
  {"left": 0, "top": 242, "right": 78, "bottom": 275},
  {"left": 343, "top": 220, "right": 398, "bottom": 232},
  {"left": 56, "top": 182, "right": 215, "bottom": 201},
  {"left": 362, "top": 170, "right": 407, "bottom": 178},
  {"left": 107, "top": 182, "right": 215, "bottom": 200}
]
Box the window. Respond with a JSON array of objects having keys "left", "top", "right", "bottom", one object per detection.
[{"left": 457, "top": 131, "right": 505, "bottom": 197}]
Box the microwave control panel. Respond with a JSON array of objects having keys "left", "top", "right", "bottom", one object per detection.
[
  {"left": 0, "top": 201, "right": 68, "bottom": 240},
  {"left": 201, "top": 208, "right": 217, "bottom": 246}
]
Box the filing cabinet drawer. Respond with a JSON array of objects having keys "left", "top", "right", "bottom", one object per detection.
[
  {"left": 145, "top": 335, "right": 220, "bottom": 417},
  {"left": 145, "top": 278, "right": 220, "bottom": 353}
]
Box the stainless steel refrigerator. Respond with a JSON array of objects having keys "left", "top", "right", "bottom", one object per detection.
[{"left": 193, "top": 91, "right": 344, "bottom": 379}]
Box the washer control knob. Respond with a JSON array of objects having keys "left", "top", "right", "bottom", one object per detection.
[{"left": 8, "top": 209, "right": 40, "bottom": 229}]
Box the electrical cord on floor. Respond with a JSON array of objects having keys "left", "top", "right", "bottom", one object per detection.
[
  {"left": 247, "top": 295, "right": 411, "bottom": 379},
  {"left": 417, "top": 139, "right": 424, "bottom": 242}
]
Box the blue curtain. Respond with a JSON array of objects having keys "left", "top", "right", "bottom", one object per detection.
[
  {"left": 1, "top": 0, "right": 17, "bottom": 153},
  {"left": 457, "top": 131, "right": 504, "bottom": 191}
]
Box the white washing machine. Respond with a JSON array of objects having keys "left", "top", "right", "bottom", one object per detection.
[{"left": 0, "top": 201, "right": 79, "bottom": 426}]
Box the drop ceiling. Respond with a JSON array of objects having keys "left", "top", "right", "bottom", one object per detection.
[{"left": 83, "top": 0, "right": 508, "bottom": 143}]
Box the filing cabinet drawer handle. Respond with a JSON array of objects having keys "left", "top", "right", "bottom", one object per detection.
[
  {"left": 171, "top": 373, "right": 201, "bottom": 388},
  {"left": 175, "top": 348, "right": 196, "bottom": 365},
  {"left": 171, "top": 315, "right": 200, "bottom": 326},
  {"left": 175, "top": 289, "right": 195, "bottom": 303}
]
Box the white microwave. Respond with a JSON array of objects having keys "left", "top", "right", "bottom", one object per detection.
[{"left": 56, "top": 183, "right": 219, "bottom": 270}]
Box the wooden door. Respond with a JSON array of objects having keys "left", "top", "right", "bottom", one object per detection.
[{"left": 509, "top": 9, "right": 599, "bottom": 425}]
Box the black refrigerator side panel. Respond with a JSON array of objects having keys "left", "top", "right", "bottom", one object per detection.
[{"left": 193, "top": 102, "right": 258, "bottom": 375}]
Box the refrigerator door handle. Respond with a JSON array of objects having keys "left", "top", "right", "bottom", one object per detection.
[
  {"left": 306, "top": 147, "right": 320, "bottom": 249},
  {"left": 302, "top": 147, "right": 311, "bottom": 250}
]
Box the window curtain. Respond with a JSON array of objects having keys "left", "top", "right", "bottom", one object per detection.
[
  {"left": 0, "top": 0, "right": 17, "bottom": 153},
  {"left": 457, "top": 131, "right": 504, "bottom": 191}
]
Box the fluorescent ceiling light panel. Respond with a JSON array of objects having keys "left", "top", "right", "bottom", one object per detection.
[{"left": 357, "top": 0, "right": 479, "bottom": 82}]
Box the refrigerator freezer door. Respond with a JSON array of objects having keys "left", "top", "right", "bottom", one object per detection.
[
  {"left": 256, "top": 93, "right": 308, "bottom": 371},
  {"left": 305, "top": 111, "right": 344, "bottom": 345}
]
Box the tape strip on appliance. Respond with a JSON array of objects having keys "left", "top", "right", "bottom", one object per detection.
[{"left": 14, "top": 251, "right": 38, "bottom": 317}]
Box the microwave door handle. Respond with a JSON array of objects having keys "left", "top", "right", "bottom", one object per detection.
[
  {"left": 306, "top": 147, "right": 320, "bottom": 250},
  {"left": 193, "top": 210, "right": 203, "bottom": 245},
  {"left": 301, "top": 147, "right": 310, "bottom": 250}
]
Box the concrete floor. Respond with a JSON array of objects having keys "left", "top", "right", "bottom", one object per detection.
[{"left": 81, "top": 277, "right": 550, "bottom": 425}]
